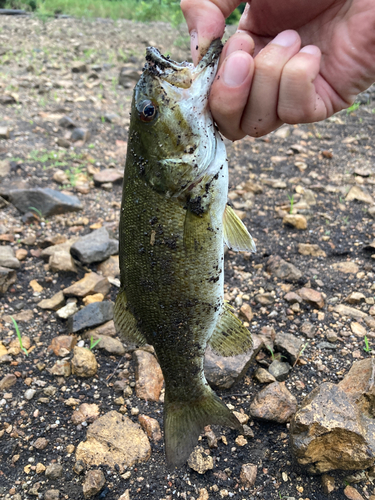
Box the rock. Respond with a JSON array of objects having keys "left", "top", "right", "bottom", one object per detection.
[
  {"left": 297, "top": 287, "right": 324, "bottom": 309},
  {"left": 274, "top": 332, "right": 304, "bottom": 365},
  {"left": 254, "top": 367, "right": 276, "bottom": 384},
  {"left": 268, "top": 360, "right": 291, "bottom": 381},
  {"left": 0, "top": 94, "right": 16, "bottom": 105},
  {"left": 7, "top": 335, "right": 30, "bottom": 355},
  {"left": 91, "top": 335, "right": 125, "bottom": 356},
  {"left": 49, "top": 251, "right": 78, "bottom": 273},
  {"left": 240, "top": 463, "right": 257, "bottom": 488},
  {"left": 138, "top": 414, "right": 162, "bottom": 442},
  {"left": 48, "top": 335, "right": 77, "bottom": 356},
  {"left": 57, "top": 137, "right": 71, "bottom": 148},
  {"left": 0, "top": 126, "right": 10, "bottom": 139},
  {"left": 350, "top": 322, "right": 367, "bottom": 337},
  {"left": 97, "top": 255, "right": 120, "bottom": 278},
  {"left": 283, "top": 213, "right": 307, "bottom": 230},
  {"left": 53, "top": 169, "right": 69, "bottom": 185},
  {"left": 266, "top": 255, "right": 302, "bottom": 282},
  {"left": 332, "top": 261, "right": 359, "bottom": 274},
  {"left": 72, "top": 62, "right": 88, "bottom": 73},
  {"left": 58, "top": 115, "right": 77, "bottom": 128},
  {"left": 70, "top": 228, "right": 118, "bottom": 265},
  {"left": 7, "top": 188, "right": 82, "bottom": 216},
  {"left": 344, "top": 486, "right": 365, "bottom": 500},
  {"left": 204, "top": 334, "right": 263, "bottom": 389},
  {"left": 298, "top": 243, "right": 326, "bottom": 257},
  {"left": 334, "top": 304, "right": 368, "bottom": 321},
  {"left": 71, "top": 347, "right": 98, "bottom": 377},
  {"left": 83, "top": 470, "right": 105, "bottom": 499},
  {"left": 67, "top": 301, "right": 114, "bottom": 333},
  {"left": 75, "top": 411, "right": 151, "bottom": 471},
  {"left": 85, "top": 321, "right": 117, "bottom": 338},
  {"left": 41, "top": 239, "right": 78, "bottom": 261},
  {"left": 71, "top": 404, "right": 100, "bottom": 425},
  {"left": 15, "top": 248, "right": 28, "bottom": 261},
  {"left": 0, "top": 159, "right": 10, "bottom": 177},
  {"left": 83, "top": 293, "right": 104, "bottom": 305},
  {"left": 45, "top": 463, "right": 63, "bottom": 479},
  {"left": 118, "top": 491, "right": 130, "bottom": 500},
  {"left": 93, "top": 170, "right": 123, "bottom": 185},
  {"left": 34, "top": 437, "right": 49, "bottom": 450},
  {"left": 321, "top": 474, "right": 335, "bottom": 495},
  {"left": 290, "top": 381, "right": 375, "bottom": 473},
  {"left": 49, "top": 359, "right": 71, "bottom": 377},
  {"left": 346, "top": 186, "right": 374, "bottom": 204},
  {"left": 249, "top": 382, "right": 297, "bottom": 423},
  {"left": 0, "top": 246, "right": 20, "bottom": 269},
  {"left": 24, "top": 388, "right": 36, "bottom": 400},
  {"left": 255, "top": 293, "right": 274, "bottom": 305},
  {"left": 239, "top": 303, "right": 253, "bottom": 322},
  {"left": 5, "top": 310, "right": 33, "bottom": 323},
  {"left": 70, "top": 128, "right": 90, "bottom": 143},
  {"left": 56, "top": 300, "right": 79, "bottom": 319},
  {"left": 0, "top": 373, "right": 17, "bottom": 390},
  {"left": 188, "top": 446, "right": 214, "bottom": 474},
  {"left": 44, "top": 490, "right": 60, "bottom": 500},
  {"left": 103, "top": 113, "right": 120, "bottom": 123},
  {"left": 38, "top": 291, "right": 65, "bottom": 310},
  {"left": 346, "top": 292, "right": 366, "bottom": 304},
  {"left": 63, "top": 272, "right": 110, "bottom": 298},
  {"left": 284, "top": 292, "right": 302, "bottom": 304},
  {"left": 0, "top": 266, "right": 17, "bottom": 294},
  {"left": 274, "top": 125, "right": 290, "bottom": 138},
  {"left": 133, "top": 349, "right": 164, "bottom": 401}
]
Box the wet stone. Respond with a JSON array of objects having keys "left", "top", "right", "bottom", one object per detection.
[
  {"left": 249, "top": 382, "right": 297, "bottom": 423},
  {"left": 268, "top": 360, "right": 292, "bottom": 381},
  {"left": 0, "top": 246, "right": 20, "bottom": 269},
  {"left": 7, "top": 187, "right": 82, "bottom": 216},
  {"left": 71, "top": 347, "right": 98, "bottom": 378},
  {"left": 133, "top": 349, "right": 164, "bottom": 401},
  {"left": 67, "top": 301, "right": 114, "bottom": 333},
  {"left": 70, "top": 227, "right": 118, "bottom": 265},
  {"left": 83, "top": 470, "right": 105, "bottom": 499}
]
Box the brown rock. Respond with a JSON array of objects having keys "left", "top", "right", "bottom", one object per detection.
[
  {"left": 45, "top": 463, "right": 63, "bottom": 479},
  {"left": 34, "top": 437, "right": 49, "bottom": 450},
  {"left": 254, "top": 292, "right": 274, "bottom": 306},
  {"left": 284, "top": 292, "right": 302, "bottom": 304},
  {"left": 0, "top": 266, "right": 17, "bottom": 294},
  {"left": 249, "top": 382, "right": 297, "bottom": 423},
  {"left": 71, "top": 403, "right": 100, "bottom": 425},
  {"left": 332, "top": 262, "right": 359, "bottom": 274},
  {"left": 93, "top": 170, "right": 123, "bottom": 185},
  {"left": 266, "top": 255, "right": 302, "bottom": 281},
  {"left": 38, "top": 291, "right": 66, "bottom": 310},
  {"left": 321, "top": 474, "right": 335, "bottom": 494},
  {"left": 346, "top": 292, "right": 366, "bottom": 305},
  {"left": 274, "top": 332, "right": 304, "bottom": 365},
  {"left": 297, "top": 287, "right": 324, "bottom": 309},
  {"left": 97, "top": 255, "right": 120, "bottom": 278},
  {"left": 83, "top": 470, "right": 105, "bottom": 499},
  {"left": 118, "top": 490, "right": 130, "bottom": 500},
  {"left": 8, "top": 335, "right": 31, "bottom": 355},
  {"left": 15, "top": 248, "right": 28, "bottom": 261},
  {"left": 75, "top": 411, "right": 151, "bottom": 471},
  {"left": 350, "top": 322, "right": 367, "bottom": 337},
  {"left": 85, "top": 321, "right": 117, "bottom": 338},
  {"left": 83, "top": 293, "right": 104, "bottom": 305},
  {"left": 71, "top": 347, "right": 98, "bottom": 378},
  {"left": 49, "top": 359, "right": 71, "bottom": 377},
  {"left": 41, "top": 239, "right": 77, "bottom": 260},
  {"left": 49, "top": 251, "right": 78, "bottom": 273},
  {"left": 133, "top": 349, "right": 164, "bottom": 401},
  {"left": 240, "top": 463, "right": 257, "bottom": 488},
  {"left": 187, "top": 446, "right": 213, "bottom": 474},
  {"left": 239, "top": 303, "right": 253, "bottom": 322},
  {"left": 44, "top": 489, "right": 59, "bottom": 500},
  {"left": 138, "top": 414, "right": 162, "bottom": 442},
  {"left": 48, "top": 335, "right": 77, "bottom": 357},
  {"left": 63, "top": 272, "right": 110, "bottom": 298},
  {"left": 5, "top": 309, "right": 33, "bottom": 323},
  {"left": 346, "top": 186, "right": 374, "bottom": 204},
  {"left": 91, "top": 335, "right": 126, "bottom": 356},
  {"left": 334, "top": 304, "right": 368, "bottom": 321},
  {"left": 344, "top": 485, "right": 365, "bottom": 500},
  {"left": 0, "top": 373, "right": 17, "bottom": 390},
  {"left": 283, "top": 213, "right": 307, "bottom": 230},
  {"left": 254, "top": 367, "right": 276, "bottom": 384},
  {"left": 298, "top": 243, "right": 326, "bottom": 257}
]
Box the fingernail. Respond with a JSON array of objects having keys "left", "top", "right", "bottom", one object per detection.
[
  {"left": 222, "top": 52, "right": 250, "bottom": 87},
  {"left": 300, "top": 45, "right": 320, "bottom": 56},
  {"left": 272, "top": 30, "right": 299, "bottom": 47}
]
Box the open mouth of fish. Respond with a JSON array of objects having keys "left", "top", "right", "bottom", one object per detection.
[{"left": 144, "top": 38, "right": 222, "bottom": 90}]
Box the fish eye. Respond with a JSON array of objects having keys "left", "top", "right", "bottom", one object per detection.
[{"left": 139, "top": 100, "right": 158, "bottom": 122}]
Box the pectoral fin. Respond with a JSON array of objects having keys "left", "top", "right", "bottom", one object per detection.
[
  {"left": 114, "top": 290, "right": 147, "bottom": 347},
  {"left": 223, "top": 204, "right": 256, "bottom": 252},
  {"left": 209, "top": 303, "right": 253, "bottom": 357}
]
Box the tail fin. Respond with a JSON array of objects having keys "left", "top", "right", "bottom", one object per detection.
[{"left": 164, "top": 388, "right": 242, "bottom": 467}]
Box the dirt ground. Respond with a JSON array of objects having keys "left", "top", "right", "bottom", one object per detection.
[{"left": 1, "top": 14, "right": 375, "bottom": 500}]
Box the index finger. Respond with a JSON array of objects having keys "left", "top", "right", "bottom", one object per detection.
[{"left": 180, "top": 0, "right": 243, "bottom": 63}]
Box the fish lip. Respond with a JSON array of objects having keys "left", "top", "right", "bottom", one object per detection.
[{"left": 144, "top": 39, "right": 222, "bottom": 85}]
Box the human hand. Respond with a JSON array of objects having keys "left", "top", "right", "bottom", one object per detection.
[{"left": 181, "top": 0, "right": 375, "bottom": 139}]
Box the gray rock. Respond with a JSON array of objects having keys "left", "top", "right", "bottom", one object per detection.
[
  {"left": 268, "top": 360, "right": 292, "bottom": 381},
  {"left": 0, "top": 246, "right": 20, "bottom": 269},
  {"left": 45, "top": 463, "right": 63, "bottom": 479},
  {"left": 274, "top": 332, "right": 304, "bottom": 365},
  {"left": 44, "top": 490, "right": 60, "bottom": 500},
  {"left": 255, "top": 293, "right": 274, "bottom": 305},
  {"left": 0, "top": 266, "right": 16, "bottom": 294},
  {"left": 317, "top": 341, "right": 338, "bottom": 350},
  {"left": 204, "top": 334, "right": 263, "bottom": 389},
  {"left": 254, "top": 367, "right": 276, "bottom": 384},
  {"left": 70, "top": 227, "right": 118, "bottom": 264},
  {"left": 6, "top": 188, "right": 82, "bottom": 216},
  {"left": 58, "top": 115, "right": 77, "bottom": 128},
  {"left": 70, "top": 128, "right": 90, "bottom": 143},
  {"left": 266, "top": 255, "right": 302, "bottom": 282},
  {"left": 67, "top": 301, "right": 114, "bottom": 333}
]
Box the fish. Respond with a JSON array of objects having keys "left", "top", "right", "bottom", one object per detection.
[{"left": 114, "top": 39, "right": 256, "bottom": 468}]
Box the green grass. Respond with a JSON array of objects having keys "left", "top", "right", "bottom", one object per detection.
[
  {"left": 364, "top": 335, "right": 371, "bottom": 353},
  {"left": 10, "top": 316, "right": 29, "bottom": 356},
  {"left": 90, "top": 336, "right": 101, "bottom": 350}
]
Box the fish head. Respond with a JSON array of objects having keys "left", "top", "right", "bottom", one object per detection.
[{"left": 129, "top": 39, "right": 223, "bottom": 194}]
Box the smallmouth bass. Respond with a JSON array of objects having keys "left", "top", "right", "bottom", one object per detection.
[{"left": 114, "top": 40, "right": 256, "bottom": 467}]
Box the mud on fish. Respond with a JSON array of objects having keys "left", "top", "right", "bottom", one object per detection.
[{"left": 114, "top": 39, "right": 256, "bottom": 467}]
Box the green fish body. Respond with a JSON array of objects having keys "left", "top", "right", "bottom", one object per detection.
[{"left": 115, "top": 40, "right": 255, "bottom": 467}]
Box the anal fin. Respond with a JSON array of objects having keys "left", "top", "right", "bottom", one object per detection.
[
  {"left": 223, "top": 204, "right": 256, "bottom": 252},
  {"left": 114, "top": 290, "right": 147, "bottom": 348},
  {"left": 209, "top": 303, "right": 253, "bottom": 357}
]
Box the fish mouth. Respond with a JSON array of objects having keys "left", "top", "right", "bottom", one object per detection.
[{"left": 145, "top": 39, "right": 222, "bottom": 89}]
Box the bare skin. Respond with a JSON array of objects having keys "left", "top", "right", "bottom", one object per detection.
[{"left": 181, "top": 0, "right": 375, "bottom": 139}]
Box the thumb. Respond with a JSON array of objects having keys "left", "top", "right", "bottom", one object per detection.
[{"left": 181, "top": 0, "right": 243, "bottom": 64}]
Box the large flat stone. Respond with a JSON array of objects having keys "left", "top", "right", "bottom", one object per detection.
[
  {"left": 7, "top": 188, "right": 82, "bottom": 216},
  {"left": 67, "top": 301, "right": 114, "bottom": 333}
]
